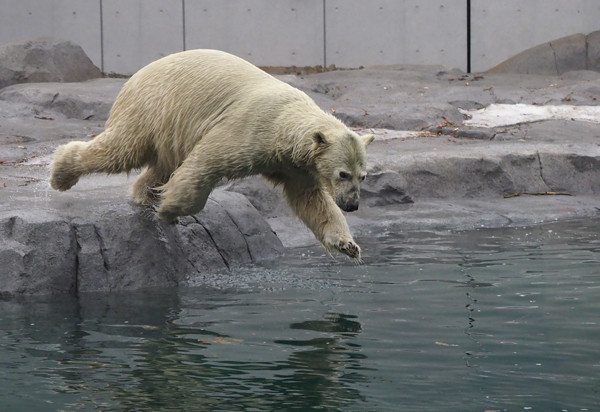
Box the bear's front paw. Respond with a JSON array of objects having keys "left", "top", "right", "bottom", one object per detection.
[{"left": 335, "top": 238, "right": 362, "bottom": 261}]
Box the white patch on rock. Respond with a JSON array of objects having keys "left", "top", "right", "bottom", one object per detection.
[
  {"left": 352, "top": 127, "right": 423, "bottom": 140},
  {"left": 460, "top": 104, "right": 600, "bottom": 128}
]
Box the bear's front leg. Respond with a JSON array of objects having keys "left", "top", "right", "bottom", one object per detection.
[{"left": 283, "top": 183, "right": 361, "bottom": 260}]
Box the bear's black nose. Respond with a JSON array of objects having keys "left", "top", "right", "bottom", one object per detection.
[{"left": 342, "top": 202, "right": 359, "bottom": 212}]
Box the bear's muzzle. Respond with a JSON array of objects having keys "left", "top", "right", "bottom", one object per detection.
[
  {"left": 336, "top": 194, "right": 359, "bottom": 212},
  {"left": 341, "top": 201, "right": 359, "bottom": 212}
]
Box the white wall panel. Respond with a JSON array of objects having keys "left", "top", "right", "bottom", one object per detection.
[
  {"left": 471, "top": 0, "right": 600, "bottom": 72},
  {"left": 325, "top": 0, "right": 467, "bottom": 70},
  {"left": 0, "top": 0, "right": 101, "bottom": 69},
  {"left": 0, "top": 1, "right": 599, "bottom": 75},
  {"left": 102, "top": 0, "right": 184, "bottom": 75},
  {"left": 184, "top": 0, "right": 324, "bottom": 67}
]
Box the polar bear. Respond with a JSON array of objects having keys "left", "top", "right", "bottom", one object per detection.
[{"left": 50, "top": 49, "right": 374, "bottom": 259}]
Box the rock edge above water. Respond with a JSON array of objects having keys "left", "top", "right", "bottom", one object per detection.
[{"left": 0, "top": 190, "right": 283, "bottom": 296}]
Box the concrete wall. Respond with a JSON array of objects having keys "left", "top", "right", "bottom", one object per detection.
[
  {"left": 185, "top": 1, "right": 325, "bottom": 68},
  {"left": 0, "top": 0, "right": 598, "bottom": 75},
  {"left": 324, "top": 0, "right": 466, "bottom": 69},
  {"left": 102, "top": 0, "right": 184, "bottom": 75}
]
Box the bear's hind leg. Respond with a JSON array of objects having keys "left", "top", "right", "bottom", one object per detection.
[
  {"left": 157, "top": 174, "right": 213, "bottom": 223},
  {"left": 50, "top": 129, "right": 153, "bottom": 191},
  {"left": 50, "top": 141, "right": 89, "bottom": 191},
  {"left": 130, "top": 166, "right": 170, "bottom": 205},
  {"left": 155, "top": 141, "right": 223, "bottom": 223}
]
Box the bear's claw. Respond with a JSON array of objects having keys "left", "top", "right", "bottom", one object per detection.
[{"left": 336, "top": 239, "right": 361, "bottom": 260}]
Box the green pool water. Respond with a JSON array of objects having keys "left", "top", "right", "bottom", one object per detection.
[{"left": 1, "top": 219, "right": 599, "bottom": 411}]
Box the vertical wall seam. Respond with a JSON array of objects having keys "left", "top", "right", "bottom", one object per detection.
[
  {"left": 182, "top": 0, "right": 186, "bottom": 50},
  {"left": 466, "top": 0, "right": 471, "bottom": 73},
  {"left": 99, "top": 0, "right": 104, "bottom": 73},
  {"left": 584, "top": 33, "right": 590, "bottom": 70},
  {"left": 323, "top": 0, "right": 327, "bottom": 67}
]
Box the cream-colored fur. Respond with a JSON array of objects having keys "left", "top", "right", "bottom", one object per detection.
[{"left": 50, "top": 49, "right": 374, "bottom": 259}]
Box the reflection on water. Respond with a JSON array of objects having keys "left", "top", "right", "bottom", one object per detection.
[
  {"left": 0, "top": 290, "right": 368, "bottom": 411},
  {"left": 1, "top": 219, "right": 600, "bottom": 411}
]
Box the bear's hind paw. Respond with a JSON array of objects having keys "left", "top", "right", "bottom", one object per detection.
[
  {"left": 157, "top": 208, "right": 180, "bottom": 225},
  {"left": 49, "top": 173, "right": 79, "bottom": 191}
]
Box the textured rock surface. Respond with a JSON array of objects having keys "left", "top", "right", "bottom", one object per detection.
[
  {"left": 0, "top": 78, "right": 123, "bottom": 121},
  {"left": 286, "top": 66, "right": 600, "bottom": 131},
  {"left": 0, "top": 38, "right": 102, "bottom": 89},
  {"left": 0, "top": 188, "right": 283, "bottom": 296}
]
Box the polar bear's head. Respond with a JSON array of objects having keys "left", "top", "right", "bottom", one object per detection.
[{"left": 312, "top": 131, "right": 375, "bottom": 212}]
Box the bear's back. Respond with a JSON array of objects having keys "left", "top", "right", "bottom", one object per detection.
[
  {"left": 141, "top": 49, "right": 272, "bottom": 86},
  {"left": 105, "top": 50, "right": 293, "bottom": 155},
  {"left": 112, "top": 49, "right": 276, "bottom": 118}
]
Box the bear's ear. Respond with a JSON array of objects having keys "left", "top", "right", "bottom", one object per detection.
[
  {"left": 312, "top": 131, "right": 330, "bottom": 147},
  {"left": 311, "top": 132, "right": 331, "bottom": 155},
  {"left": 361, "top": 133, "right": 375, "bottom": 147}
]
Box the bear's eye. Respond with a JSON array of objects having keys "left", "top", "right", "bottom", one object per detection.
[
  {"left": 360, "top": 175, "right": 366, "bottom": 182},
  {"left": 339, "top": 171, "right": 351, "bottom": 180}
]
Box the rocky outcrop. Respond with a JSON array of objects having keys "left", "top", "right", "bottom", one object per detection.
[
  {"left": 0, "top": 38, "right": 102, "bottom": 89},
  {"left": 0, "top": 190, "right": 283, "bottom": 296},
  {"left": 487, "top": 31, "right": 600, "bottom": 75}
]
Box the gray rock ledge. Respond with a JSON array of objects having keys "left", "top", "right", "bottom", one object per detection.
[{"left": 0, "top": 188, "right": 283, "bottom": 296}]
